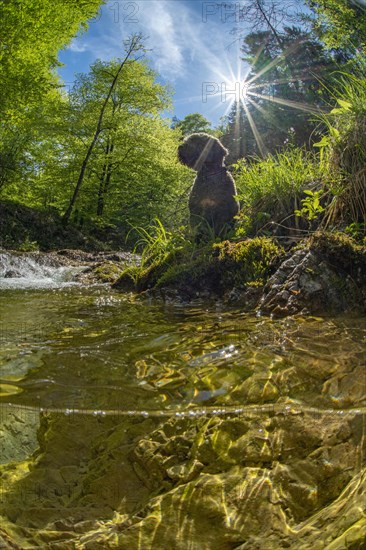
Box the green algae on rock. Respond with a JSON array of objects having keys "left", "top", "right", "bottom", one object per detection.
[
  {"left": 113, "top": 237, "right": 283, "bottom": 302},
  {"left": 76, "top": 261, "right": 126, "bottom": 284}
]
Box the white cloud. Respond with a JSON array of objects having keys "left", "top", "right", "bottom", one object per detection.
[
  {"left": 139, "top": 1, "right": 244, "bottom": 82},
  {"left": 128, "top": 0, "right": 186, "bottom": 79},
  {"left": 68, "top": 39, "right": 88, "bottom": 53}
]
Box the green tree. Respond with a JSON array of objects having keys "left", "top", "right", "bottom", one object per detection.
[
  {"left": 0, "top": 0, "right": 103, "bottom": 203},
  {"left": 220, "top": 101, "right": 255, "bottom": 164},
  {"left": 0, "top": 0, "right": 102, "bottom": 121},
  {"left": 62, "top": 34, "right": 146, "bottom": 225},
  {"left": 236, "top": 26, "right": 343, "bottom": 156},
  {"left": 20, "top": 52, "right": 192, "bottom": 233},
  {"left": 305, "top": 0, "right": 366, "bottom": 50},
  {"left": 172, "top": 113, "right": 212, "bottom": 136},
  {"left": 1, "top": 38, "right": 192, "bottom": 235}
]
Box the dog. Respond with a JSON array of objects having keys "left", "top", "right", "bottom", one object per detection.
[{"left": 178, "top": 133, "right": 239, "bottom": 237}]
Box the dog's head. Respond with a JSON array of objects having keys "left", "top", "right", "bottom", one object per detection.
[{"left": 178, "top": 133, "right": 228, "bottom": 170}]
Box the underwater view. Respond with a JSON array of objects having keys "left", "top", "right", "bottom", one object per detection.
[{"left": 0, "top": 261, "right": 365, "bottom": 548}]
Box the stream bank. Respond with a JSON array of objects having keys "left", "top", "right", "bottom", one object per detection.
[{"left": 113, "top": 232, "right": 366, "bottom": 317}]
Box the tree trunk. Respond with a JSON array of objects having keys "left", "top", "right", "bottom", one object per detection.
[
  {"left": 97, "top": 161, "right": 108, "bottom": 216},
  {"left": 97, "top": 141, "right": 114, "bottom": 216},
  {"left": 62, "top": 34, "right": 143, "bottom": 226}
]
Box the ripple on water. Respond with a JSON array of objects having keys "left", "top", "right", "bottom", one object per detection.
[{"left": 0, "top": 285, "right": 365, "bottom": 414}]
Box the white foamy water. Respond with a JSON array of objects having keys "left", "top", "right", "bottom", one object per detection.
[{"left": 0, "top": 252, "right": 82, "bottom": 289}]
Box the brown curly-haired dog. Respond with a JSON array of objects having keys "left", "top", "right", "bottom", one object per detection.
[{"left": 178, "top": 133, "right": 239, "bottom": 236}]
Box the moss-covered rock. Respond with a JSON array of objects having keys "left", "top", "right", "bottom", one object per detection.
[
  {"left": 81, "top": 261, "right": 125, "bottom": 284},
  {"left": 114, "top": 237, "right": 283, "bottom": 303},
  {"left": 112, "top": 265, "right": 141, "bottom": 291},
  {"left": 112, "top": 231, "right": 365, "bottom": 315},
  {"left": 310, "top": 231, "right": 366, "bottom": 283},
  {"left": 213, "top": 237, "right": 283, "bottom": 287}
]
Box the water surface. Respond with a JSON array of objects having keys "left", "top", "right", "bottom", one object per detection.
[{"left": 1, "top": 286, "right": 365, "bottom": 413}]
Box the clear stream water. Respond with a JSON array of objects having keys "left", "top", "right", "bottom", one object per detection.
[
  {"left": 1, "top": 284, "right": 365, "bottom": 414},
  {"left": 0, "top": 255, "right": 365, "bottom": 548}
]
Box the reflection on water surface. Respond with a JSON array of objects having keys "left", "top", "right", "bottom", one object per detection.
[{"left": 1, "top": 286, "right": 365, "bottom": 413}]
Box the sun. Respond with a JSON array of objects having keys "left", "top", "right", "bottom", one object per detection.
[
  {"left": 211, "top": 42, "right": 327, "bottom": 157},
  {"left": 208, "top": 71, "right": 251, "bottom": 123},
  {"left": 221, "top": 77, "right": 250, "bottom": 108}
]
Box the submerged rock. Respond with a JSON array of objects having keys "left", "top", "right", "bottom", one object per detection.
[
  {"left": 3, "top": 269, "right": 20, "bottom": 278},
  {"left": 0, "top": 407, "right": 364, "bottom": 549}
]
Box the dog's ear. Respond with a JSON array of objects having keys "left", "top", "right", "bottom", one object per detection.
[{"left": 177, "top": 134, "right": 205, "bottom": 168}]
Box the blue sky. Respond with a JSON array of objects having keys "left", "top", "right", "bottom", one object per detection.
[{"left": 58, "top": 0, "right": 255, "bottom": 127}]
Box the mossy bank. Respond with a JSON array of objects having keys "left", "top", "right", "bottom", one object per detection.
[{"left": 113, "top": 232, "right": 366, "bottom": 316}]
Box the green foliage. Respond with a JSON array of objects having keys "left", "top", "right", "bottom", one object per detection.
[
  {"left": 295, "top": 190, "right": 325, "bottom": 221},
  {"left": 172, "top": 113, "right": 212, "bottom": 136},
  {"left": 234, "top": 146, "right": 332, "bottom": 235},
  {"left": 306, "top": 0, "right": 366, "bottom": 50},
  {"left": 314, "top": 68, "right": 366, "bottom": 224},
  {"left": 0, "top": 0, "right": 103, "bottom": 218},
  {"left": 120, "top": 219, "right": 200, "bottom": 290},
  {"left": 0, "top": 0, "right": 102, "bottom": 120},
  {"left": 66, "top": 56, "right": 191, "bottom": 229},
  {"left": 1, "top": 53, "right": 192, "bottom": 236},
  {"left": 129, "top": 219, "right": 188, "bottom": 269},
  {"left": 344, "top": 222, "right": 366, "bottom": 242},
  {"left": 18, "top": 237, "right": 39, "bottom": 252}
]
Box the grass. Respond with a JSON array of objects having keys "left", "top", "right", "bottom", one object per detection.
[
  {"left": 128, "top": 218, "right": 188, "bottom": 269},
  {"left": 314, "top": 69, "right": 366, "bottom": 227},
  {"left": 233, "top": 146, "right": 334, "bottom": 236},
  {"left": 115, "top": 216, "right": 283, "bottom": 295}
]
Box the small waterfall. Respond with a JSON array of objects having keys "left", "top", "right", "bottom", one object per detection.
[{"left": 0, "top": 251, "right": 81, "bottom": 289}]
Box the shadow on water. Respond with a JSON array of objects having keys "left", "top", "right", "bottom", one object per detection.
[{"left": 0, "top": 284, "right": 365, "bottom": 548}]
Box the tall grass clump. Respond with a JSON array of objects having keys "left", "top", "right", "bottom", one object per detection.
[
  {"left": 115, "top": 218, "right": 190, "bottom": 290},
  {"left": 128, "top": 218, "right": 188, "bottom": 269},
  {"left": 234, "top": 146, "right": 333, "bottom": 236},
  {"left": 315, "top": 66, "right": 366, "bottom": 228}
]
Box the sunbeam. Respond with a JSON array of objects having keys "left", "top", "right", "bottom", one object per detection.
[
  {"left": 247, "top": 97, "right": 287, "bottom": 134},
  {"left": 242, "top": 99, "right": 268, "bottom": 157},
  {"left": 247, "top": 90, "right": 324, "bottom": 114},
  {"left": 246, "top": 39, "right": 306, "bottom": 86},
  {"left": 249, "top": 73, "right": 325, "bottom": 90}
]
